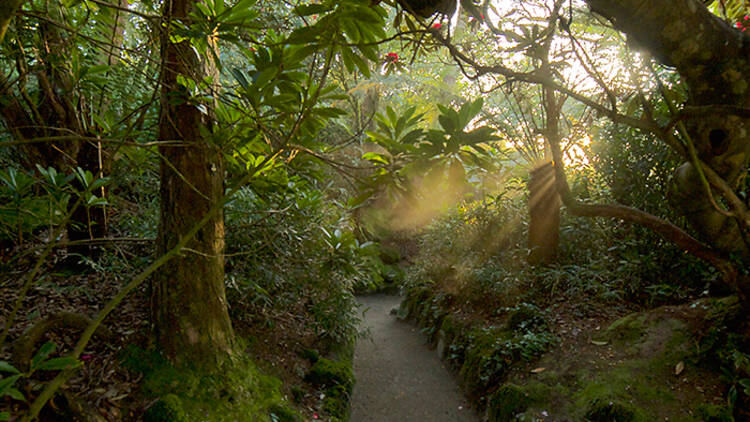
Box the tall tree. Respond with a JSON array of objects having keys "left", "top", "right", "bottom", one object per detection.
[
  {"left": 153, "top": 0, "right": 234, "bottom": 364},
  {"left": 392, "top": 0, "right": 750, "bottom": 304},
  {"left": 583, "top": 0, "right": 750, "bottom": 257},
  {"left": 0, "top": 1, "right": 129, "bottom": 255}
]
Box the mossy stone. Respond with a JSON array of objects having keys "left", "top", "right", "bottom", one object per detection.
[
  {"left": 459, "top": 327, "right": 509, "bottom": 395},
  {"left": 696, "top": 404, "right": 733, "bottom": 422},
  {"left": 584, "top": 398, "right": 636, "bottom": 422},
  {"left": 398, "top": 287, "right": 432, "bottom": 320},
  {"left": 322, "top": 384, "right": 351, "bottom": 419},
  {"left": 379, "top": 244, "right": 401, "bottom": 264},
  {"left": 600, "top": 313, "right": 648, "bottom": 346},
  {"left": 144, "top": 394, "right": 188, "bottom": 422},
  {"left": 267, "top": 404, "right": 300, "bottom": 422},
  {"left": 305, "top": 358, "right": 354, "bottom": 393},
  {"left": 505, "top": 303, "right": 545, "bottom": 331},
  {"left": 299, "top": 348, "right": 320, "bottom": 363},
  {"left": 486, "top": 384, "right": 533, "bottom": 422}
]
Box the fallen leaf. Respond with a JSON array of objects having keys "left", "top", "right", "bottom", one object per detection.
[
  {"left": 675, "top": 361, "right": 685, "bottom": 375},
  {"left": 531, "top": 367, "right": 546, "bottom": 373},
  {"left": 591, "top": 340, "right": 608, "bottom": 346}
]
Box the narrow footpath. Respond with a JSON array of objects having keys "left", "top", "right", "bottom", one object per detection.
[{"left": 349, "top": 294, "right": 478, "bottom": 422}]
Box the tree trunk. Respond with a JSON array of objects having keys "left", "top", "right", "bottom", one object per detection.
[
  {"left": 527, "top": 161, "right": 561, "bottom": 265},
  {"left": 153, "top": 0, "right": 234, "bottom": 365},
  {"left": 0, "top": 6, "right": 108, "bottom": 258},
  {"left": 585, "top": 0, "right": 750, "bottom": 257}
]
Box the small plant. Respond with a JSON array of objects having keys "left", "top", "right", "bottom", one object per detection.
[{"left": 0, "top": 341, "right": 83, "bottom": 420}]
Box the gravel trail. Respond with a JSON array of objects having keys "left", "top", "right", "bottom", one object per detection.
[{"left": 349, "top": 294, "right": 478, "bottom": 422}]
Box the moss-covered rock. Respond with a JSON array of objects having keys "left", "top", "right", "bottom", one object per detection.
[
  {"left": 599, "top": 313, "right": 648, "bottom": 346},
  {"left": 144, "top": 394, "right": 188, "bottom": 422},
  {"left": 321, "top": 384, "right": 350, "bottom": 420},
  {"left": 398, "top": 287, "right": 432, "bottom": 320},
  {"left": 298, "top": 348, "right": 320, "bottom": 363},
  {"left": 486, "top": 384, "right": 535, "bottom": 422},
  {"left": 505, "top": 303, "right": 545, "bottom": 331},
  {"left": 267, "top": 404, "right": 300, "bottom": 422},
  {"left": 696, "top": 403, "right": 734, "bottom": 422},
  {"left": 459, "top": 327, "right": 510, "bottom": 396},
  {"left": 584, "top": 398, "right": 636, "bottom": 422},
  {"left": 305, "top": 356, "right": 354, "bottom": 421},
  {"left": 305, "top": 358, "right": 354, "bottom": 393}
]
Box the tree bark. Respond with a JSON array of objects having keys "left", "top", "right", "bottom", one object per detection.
[
  {"left": 0, "top": 4, "right": 108, "bottom": 257},
  {"left": 153, "top": 0, "right": 234, "bottom": 365},
  {"left": 0, "top": 0, "right": 23, "bottom": 43},
  {"left": 527, "top": 161, "right": 561, "bottom": 265},
  {"left": 585, "top": 0, "right": 750, "bottom": 256}
]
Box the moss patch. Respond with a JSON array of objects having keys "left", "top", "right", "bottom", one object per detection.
[
  {"left": 144, "top": 394, "right": 188, "bottom": 422},
  {"left": 305, "top": 358, "right": 353, "bottom": 392},
  {"left": 304, "top": 348, "right": 355, "bottom": 422},
  {"left": 486, "top": 383, "right": 547, "bottom": 421},
  {"left": 584, "top": 398, "right": 637, "bottom": 422},
  {"left": 122, "top": 345, "right": 299, "bottom": 422}
]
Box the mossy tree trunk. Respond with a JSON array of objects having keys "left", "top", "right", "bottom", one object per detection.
[
  {"left": 0, "top": 3, "right": 108, "bottom": 256},
  {"left": 527, "top": 161, "right": 561, "bottom": 265},
  {"left": 153, "top": 0, "right": 234, "bottom": 365},
  {"left": 585, "top": 0, "right": 750, "bottom": 258}
]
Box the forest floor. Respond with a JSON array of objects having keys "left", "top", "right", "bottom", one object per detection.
[
  {"left": 398, "top": 283, "right": 739, "bottom": 421},
  {"left": 350, "top": 294, "right": 477, "bottom": 422}
]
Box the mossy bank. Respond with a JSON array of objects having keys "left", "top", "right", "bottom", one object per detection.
[{"left": 399, "top": 288, "right": 741, "bottom": 421}]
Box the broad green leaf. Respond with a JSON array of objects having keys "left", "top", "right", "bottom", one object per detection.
[
  {"left": 232, "top": 68, "right": 249, "bottom": 90},
  {"left": 341, "top": 19, "right": 361, "bottom": 43},
  {"left": 341, "top": 47, "right": 356, "bottom": 74},
  {"left": 312, "top": 107, "right": 346, "bottom": 119},
  {"left": 7, "top": 388, "right": 24, "bottom": 402},
  {"left": 350, "top": 52, "right": 371, "bottom": 78},
  {"left": 362, "top": 152, "right": 390, "bottom": 165},
  {"left": 0, "top": 375, "right": 21, "bottom": 396},
  {"left": 30, "top": 341, "right": 56, "bottom": 370},
  {"left": 295, "top": 3, "right": 332, "bottom": 17},
  {"left": 0, "top": 361, "right": 19, "bottom": 375},
  {"left": 35, "top": 357, "right": 82, "bottom": 371}
]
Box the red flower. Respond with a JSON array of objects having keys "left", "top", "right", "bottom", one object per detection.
[
  {"left": 385, "top": 52, "right": 399, "bottom": 62},
  {"left": 736, "top": 16, "right": 750, "bottom": 32},
  {"left": 432, "top": 23, "right": 442, "bottom": 29},
  {"left": 80, "top": 354, "right": 93, "bottom": 362}
]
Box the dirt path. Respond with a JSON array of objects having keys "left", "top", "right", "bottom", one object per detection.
[{"left": 349, "top": 294, "right": 478, "bottom": 422}]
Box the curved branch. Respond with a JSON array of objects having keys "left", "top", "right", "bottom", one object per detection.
[
  {"left": 430, "top": 32, "right": 662, "bottom": 135},
  {"left": 546, "top": 122, "right": 737, "bottom": 285},
  {"left": 0, "top": 0, "right": 24, "bottom": 42}
]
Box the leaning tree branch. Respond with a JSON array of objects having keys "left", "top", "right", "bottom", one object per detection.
[
  {"left": 430, "top": 32, "right": 661, "bottom": 135},
  {"left": 0, "top": 0, "right": 24, "bottom": 42},
  {"left": 543, "top": 92, "right": 737, "bottom": 286}
]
